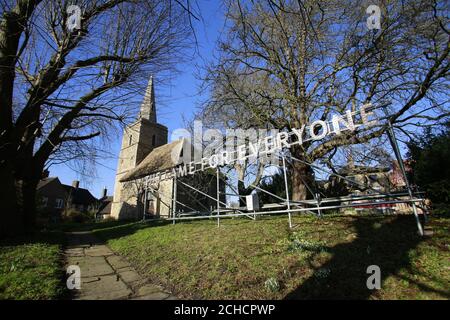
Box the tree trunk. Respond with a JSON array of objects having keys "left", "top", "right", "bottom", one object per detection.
[
  {"left": 291, "top": 160, "right": 310, "bottom": 201},
  {"left": 0, "top": 165, "right": 23, "bottom": 238},
  {"left": 238, "top": 180, "right": 252, "bottom": 207},
  {"left": 0, "top": 161, "right": 42, "bottom": 236},
  {"left": 290, "top": 146, "right": 315, "bottom": 202},
  {"left": 21, "top": 177, "right": 39, "bottom": 233}
]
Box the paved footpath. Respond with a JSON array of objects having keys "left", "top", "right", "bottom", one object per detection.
[{"left": 64, "top": 231, "right": 177, "bottom": 300}]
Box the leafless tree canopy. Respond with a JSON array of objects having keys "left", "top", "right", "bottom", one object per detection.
[
  {"left": 200, "top": 0, "right": 449, "bottom": 200},
  {"left": 0, "top": 0, "right": 195, "bottom": 234}
]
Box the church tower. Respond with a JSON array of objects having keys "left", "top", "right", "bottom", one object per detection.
[{"left": 111, "top": 76, "right": 168, "bottom": 220}]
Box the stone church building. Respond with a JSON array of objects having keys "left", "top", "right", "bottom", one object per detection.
[{"left": 110, "top": 77, "right": 224, "bottom": 220}]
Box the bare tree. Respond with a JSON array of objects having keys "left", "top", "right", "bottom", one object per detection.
[
  {"left": 197, "top": 73, "right": 272, "bottom": 204},
  {"left": 201, "top": 0, "right": 449, "bottom": 201},
  {"left": 0, "top": 0, "right": 195, "bottom": 236}
]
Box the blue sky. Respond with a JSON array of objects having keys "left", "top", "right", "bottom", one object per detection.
[
  {"left": 49, "top": 1, "right": 226, "bottom": 198},
  {"left": 45, "top": 1, "right": 426, "bottom": 198}
]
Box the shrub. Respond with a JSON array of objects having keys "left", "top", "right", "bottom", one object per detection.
[
  {"left": 264, "top": 277, "right": 280, "bottom": 293},
  {"left": 287, "top": 238, "right": 326, "bottom": 253},
  {"left": 63, "top": 209, "right": 95, "bottom": 223},
  {"left": 102, "top": 216, "right": 116, "bottom": 223}
]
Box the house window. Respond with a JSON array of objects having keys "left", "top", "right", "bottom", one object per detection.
[
  {"left": 55, "top": 198, "right": 64, "bottom": 209},
  {"left": 42, "top": 197, "right": 48, "bottom": 207}
]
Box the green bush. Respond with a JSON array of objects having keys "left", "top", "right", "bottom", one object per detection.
[
  {"left": 102, "top": 216, "right": 116, "bottom": 223},
  {"left": 264, "top": 277, "right": 280, "bottom": 293},
  {"left": 63, "top": 209, "right": 95, "bottom": 223},
  {"left": 408, "top": 124, "right": 450, "bottom": 206}
]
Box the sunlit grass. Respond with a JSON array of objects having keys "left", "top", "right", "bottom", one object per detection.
[
  {"left": 93, "top": 213, "right": 449, "bottom": 300},
  {"left": 0, "top": 233, "right": 66, "bottom": 300}
]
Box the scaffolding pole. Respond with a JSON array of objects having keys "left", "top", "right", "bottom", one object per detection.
[
  {"left": 385, "top": 120, "right": 424, "bottom": 236},
  {"left": 316, "top": 193, "right": 323, "bottom": 218},
  {"left": 167, "top": 198, "right": 424, "bottom": 222},
  {"left": 176, "top": 182, "right": 211, "bottom": 212},
  {"left": 217, "top": 167, "right": 220, "bottom": 228},
  {"left": 177, "top": 179, "right": 248, "bottom": 217},
  {"left": 283, "top": 153, "right": 426, "bottom": 236},
  {"left": 146, "top": 184, "right": 198, "bottom": 215},
  {"left": 137, "top": 107, "right": 427, "bottom": 235},
  {"left": 287, "top": 160, "right": 321, "bottom": 216},
  {"left": 282, "top": 155, "right": 293, "bottom": 229},
  {"left": 172, "top": 173, "right": 178, "bottom": 225},
  {"left": 142, "top": 189, "right": 148, "bottom": 222}
]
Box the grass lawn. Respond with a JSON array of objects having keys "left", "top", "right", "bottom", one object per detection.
[
  {"left": 93, "top": 213, "right": 450, "bottom": 300},
  {"left": 0, "top": 232, "right": 66, "bottom": 300}
]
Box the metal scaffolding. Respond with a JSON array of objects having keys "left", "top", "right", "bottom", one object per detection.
[{"left": 140, "top": 109, "right": 427, "bottom": 236}]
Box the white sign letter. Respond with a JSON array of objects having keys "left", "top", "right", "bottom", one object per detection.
[
  {"left": 292, "top": 125, "right": 306, "bottom": 145},
  {"left": 360, "top": 104, "right": 378, "bottom": 127},
  {"left": 309, "top": 120, "right": 329, "bottom": 140}
]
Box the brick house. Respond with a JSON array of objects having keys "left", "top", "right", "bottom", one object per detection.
[
  {"left": 36, "top": 177, "right": 67, "bottom": 220},
  {"left": 37, "top": 177, "right": 99, "bottom": 221}
]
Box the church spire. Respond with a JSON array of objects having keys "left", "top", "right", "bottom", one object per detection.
[{"left": 140, "top": 76, "right": 157, "bottom": 123}]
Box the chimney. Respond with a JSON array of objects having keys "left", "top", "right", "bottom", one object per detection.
[
  {"left": 72, "top": 180, "right": 80, "bottom": 189},
  {"left": 102, "top": 187, "right": 107, "bottom": 198}
]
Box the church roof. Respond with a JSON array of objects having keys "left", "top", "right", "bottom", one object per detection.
[
  {"left": 37, "top": 177, "right": 59, "bottom": 190},
  {"left": 62, "top": 185, "right": 98, "bottom": 206},
  {"left": 119, "top": 139, "right": 185, "bottom": 182}
]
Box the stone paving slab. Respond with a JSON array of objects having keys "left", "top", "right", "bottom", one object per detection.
[
  {"left": 68, "top": 255, "right": 115, "bottom": 278},
  {"left": 64, "top": 231, "right": 176, "bottom": 300},
  {"left": 136, "top": 284, "right": 164, "bottom": 296},
  {"left": 119, "top": 270, "right": 141, "bottom": 284},
  {"left": 133, "top": 292, "right": 171, "bottom": 300},
  {"left": 76, "top": 275, "right": 132, "bottom": 300},
  {"left": 106, "top": 255, "right": 130, "bottom": 270},
  {"left": 65, "top": 248, "right": 85, "bottom": 257},
  {"left": 85, "top": 245, "right": 114, "bottom": 257}
]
